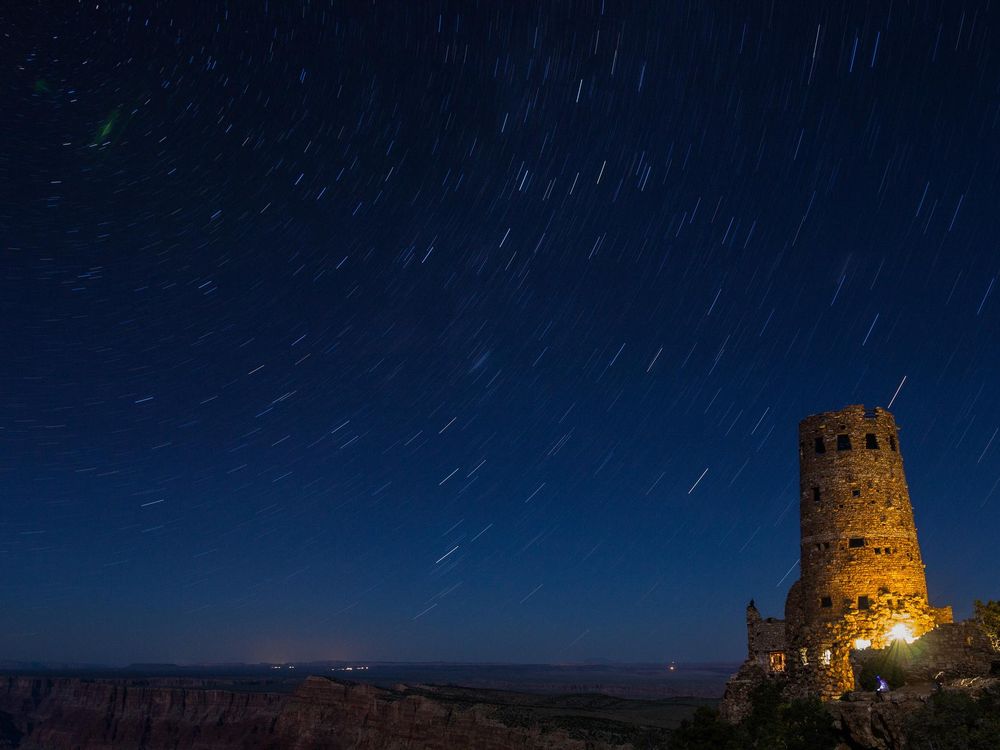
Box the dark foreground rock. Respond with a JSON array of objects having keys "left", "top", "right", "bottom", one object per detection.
[
  {"left": 829, "top": 677, "right": 1000, "bottom": 750},
  {"left": 0, "top": 674, "right": 708, "bottom": 749},
  {"left": 683, "top": 675, "right": 999, "bottom": 750}
]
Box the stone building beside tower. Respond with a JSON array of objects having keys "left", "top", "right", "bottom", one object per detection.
[{"left": 722, "top": 405, "right": 963, "bottom": 713}]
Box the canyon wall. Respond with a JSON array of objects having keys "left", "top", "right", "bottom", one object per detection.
[{"left": 0, "top": 674, "right": 643, "bottom": 749}]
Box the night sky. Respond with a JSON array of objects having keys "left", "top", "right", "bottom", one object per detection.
[{"left": 4, "top": 2, "right": 999, "bottom": 667}]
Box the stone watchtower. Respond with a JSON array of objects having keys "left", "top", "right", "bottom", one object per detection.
[
  {"left": 720, "top": 405, "right": 955, "bottom": 716},
  {"left": 784, "top": 405, "right": 952, "bottom": 696}
]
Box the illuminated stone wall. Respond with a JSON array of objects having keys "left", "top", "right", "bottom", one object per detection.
[
  {"left": 784, "top": 405, "right": 951, "bottom": 697},
  {"left": 720, "top": 602, "right": 789, "bottom": 721},
  {"left": 850, "top": 619, "right": 995, "bottom": 688},
  {"left": 745, "top": 600, "right": 786, "bottom": 669}
]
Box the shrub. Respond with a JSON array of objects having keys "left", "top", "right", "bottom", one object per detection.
[
  {"left": 669, "top": 706, "right": 741, "bottom": 750},
  {"left": 669, "top": 682, "right": 838, "bottom": 750},
  {"left": 905, "top": 688, "right": 1000, "bottom": 750},
  {"left": 973, "top": 599, "right": 1000, "bottom": 652}
]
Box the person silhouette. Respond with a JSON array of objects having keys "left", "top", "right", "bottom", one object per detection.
[{"left": 875, "top": 675, "right": 890, "bottom": 700}]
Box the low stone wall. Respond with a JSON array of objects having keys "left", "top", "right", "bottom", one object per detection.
[
  {"left": 723, "top": 618, "right": 998, "bottom": 728},
  {"left": 849, "top": 620, "right": 996, "bottom": 687},
  {"left": 718, "top": 663, "right": 785, "bottom": 723},
  {"left": 898, "top": 621, "right": 995, "bottom": 681}
]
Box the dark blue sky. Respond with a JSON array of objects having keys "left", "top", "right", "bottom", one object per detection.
[{"left": 3, "top": 1, "right": 998, "bottom": 665}]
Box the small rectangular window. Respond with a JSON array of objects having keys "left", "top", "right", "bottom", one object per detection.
[
  {"left": 849, "top": 537, "right": 865, "bottom": 548},
  {"left": 866, "top": 433, "right": 879, "bottom": 449},
  {"left": 815, "top": 437, "right": 826, "bottom": 453},
  {"left": 852, "top": 489, "right": 861, "bottom": 497},
  {"left": 858, "top": 595, "right": 870, "bottom": 610},
  {"left": 820, "top": 596, "right": 832, "bottom": 608},
  {"left": 812, "top": 486, "right": 821, "bottom": 502},
  {"left": 885, "top": 548, "right": 892, "bottom": 555},
  {"left": 837, "top": 434, "right": 852, "bottom": 451},
  {"left": 874, "top": 548, "right": 882, "bottom": 554},
  {"left": 768, "top": 652, "right": 786, "bottom": 672},
  {"left": 888, "top": 435, "right": 897, "bottom": 451}
]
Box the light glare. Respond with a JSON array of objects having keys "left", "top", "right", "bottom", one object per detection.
[{"left": 888, "top": 623, "right": 916, "bottom": 644}]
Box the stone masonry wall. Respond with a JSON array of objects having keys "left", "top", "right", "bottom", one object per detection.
[
  {"left": 796, "top": 406, "right": 929, "bottom": 624},
  {"left": 785, "top": 405, "right": 950, "bottom": 697},
  {"left": 859, "top": 620, "right": 997, "bottom": 682}
]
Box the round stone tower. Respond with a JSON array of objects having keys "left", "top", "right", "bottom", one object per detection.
[
  {"left": 784, "top": 404, "right": 951, "bottom": 696},
  {"left": 797, "top": 405, "right": 928, "bottom": 620}
]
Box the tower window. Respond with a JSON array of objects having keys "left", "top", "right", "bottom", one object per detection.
[
  {"left": 885, "top": 548, "right": 893, "bottom": 555},
  {"left": 888, "top": 435, "right": 897, "bottom": 451},
  {"left": 866, "top": 433, "right": 879, "bottom": 449},
  {"left": 814, "top": 437, "right": 826, "bottom": 453},
  {"left": 768, "top": 652, "right": 786, "bottom": 672},
  {"left": 821, "top": 649, "right": 832, "bottom": 666},
  {"left": 820, "top": 596, "right": 832, "bottom": 608},
  {"left": 849, "top": 537, "right": 866, "bottom": 548},
  {"left": 852, "top": 489, "right": 861, "bottom": 497},
  {"left": 812, "top": 486, "right": 821, "bottom": 502},
  {"left": 858, "top": 595, "right": 871, "bottom": 610},
  {"left": 874, "top": 548, "right": 882, "bottom": 554},
  {"left": 837, "top": 434, "right": 852, "bottom": 450}
]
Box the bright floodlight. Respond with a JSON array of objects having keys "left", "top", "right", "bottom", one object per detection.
[
  {"left": 888, "top": 623, "right": 916, "bottom": 644},
  {"left": 854, "top": 638, "right": 872, "bottom": 650}
]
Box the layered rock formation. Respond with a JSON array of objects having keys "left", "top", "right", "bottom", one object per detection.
[{"left": 0, "top": 674, "right": 679, "bottom": 749}]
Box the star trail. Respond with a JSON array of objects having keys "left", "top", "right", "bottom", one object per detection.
[{"left": 2, "top": 1, "right": 999, "bottom": 665}]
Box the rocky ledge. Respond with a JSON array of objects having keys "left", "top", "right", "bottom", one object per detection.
[
  {"left": 0, "top": 674, "right": 704, "bottom": 749},
  {"left": 830, "top": 677, "right": 999, "bottom": 750}
]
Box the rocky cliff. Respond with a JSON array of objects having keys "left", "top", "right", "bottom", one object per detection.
[
  {"left": 0, "top": 674, "right": 680, "bottom": 749},
  {"left": 829, "top": 677, "right": 999, "bottom": 750}
]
